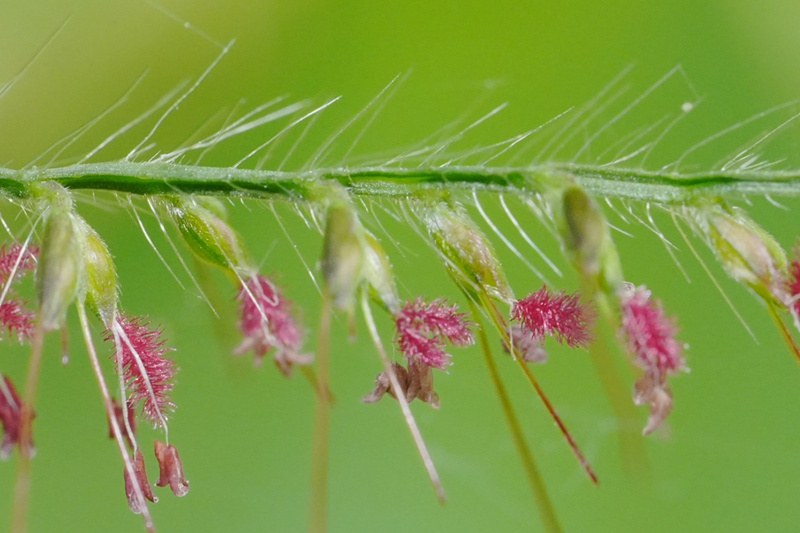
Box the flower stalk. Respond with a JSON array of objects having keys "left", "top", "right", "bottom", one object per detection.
[{"left": 6, "top": 162, "right": 800, "bottom": 203}]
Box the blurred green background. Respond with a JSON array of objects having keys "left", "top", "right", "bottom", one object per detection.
[{"left": 3, "top": 0, "right": 800, "bottom": 532}]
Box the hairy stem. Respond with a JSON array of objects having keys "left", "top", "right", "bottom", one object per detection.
[{"left": 6, "top": 162, "right": 800, "bottom": 202}]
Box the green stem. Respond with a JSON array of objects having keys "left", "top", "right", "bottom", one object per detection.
[
  {"left": 11, "top": 323, "right": 44, "bottom": 533},
  {"left": 469, "top": 301, "right": 563, "bottom": 533},
  {"left": 5, "top": 162, "right": 800, "bottom": 202},
  {"left": 309, "top": 289, "right": 333, "bottom": 533}
]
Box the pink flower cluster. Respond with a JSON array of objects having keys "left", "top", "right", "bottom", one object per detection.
[
  {"left": 787, "top": 244, "right": 800, "bottom": 326},
  {"left": 620, "top": 285, "right": 684, "bottom": 377},
  {"left": 234, "top": 274, "right": 311, "bottom": 375},
  {"left": 364, "top": 297, "right": 473, "bottom": 408},
  {"left": 509, "top": 286, "right": 596, "bottom": 362},
  {"left": 0, "top": 376, "right": 26, "bottom": 460},
  {"left": 619, "top": 284, "right": 685, "bottom": 435},
  {"left": 0, "top": 244, "right": 38, "bottom": 342},
  {"left": 393, "top": 298, "right": 474, "bottom": 370}
]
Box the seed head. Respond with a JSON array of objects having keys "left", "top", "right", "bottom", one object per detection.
[
  {"left": 234, "top": 274, "right": 312, "bottom": 375},
  {"left": 106, "top": 314, "right": 176, "bottom": 426},
  {"left": 36, "top": 211, "right": 83, "bottom": 332},
  {"left": 511, "top": 286, "right": 596, "bottom": 349},
  {"left": 321, "top": 202, "right": 366, "bottom": 316},
  {"left": 166, "top": 196, "right": 249, "bottom": 273},
  {"left": 690, "top": 204, "right": 789, "bottom": 304},
  {"left": 394, "top": 297, "right": 473, "bottom": 370},
  {"left": 363, "top": 233, "right": 400, "bottom": 314},
  {"left": 82, "top": 223, "right": 118, "bottom": 327},
  {"left": 559, "top": 187, "right": 623, "bottom": 294},
  {"left": 418, "top": 200, "right": 512, "bottom": 303}
]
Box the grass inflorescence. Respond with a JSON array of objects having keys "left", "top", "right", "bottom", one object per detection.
[{"left": 4, "top": 25, "right": 800, "bottom": 533}]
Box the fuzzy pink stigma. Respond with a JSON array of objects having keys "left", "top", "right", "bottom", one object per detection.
[
  {"left": 0, "top": 244, "right": 37, "bottom": 282},
  {"left": 106, "top": 314, "right": 176, "bottom": 426},
  {"left": 235, "top": 274, "right": 309, "bottom": 374},
  {"left": 620, "top": 285, "right": 683, "bottom": 376},
  {"left": 788, "top": 244, "right": 800, "bottom": 321},
  {"left": 0, "top": 299, "right": 34, "bottom": 342},
  {"left": 394, "top": 298, "right": 474, "bottom": 370},
  {"left": 0, "top": 376, "right": 28, "bottom": 460},
  {"left": 511, "top": 286, "right": 596, "bottom": 348}
]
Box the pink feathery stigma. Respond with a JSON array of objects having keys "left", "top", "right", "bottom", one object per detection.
[
  {"left": 511, "top": 286, "right": 596, "bottom": 348},
  {"left": 787, "top": 243, "right": 800, "bottom": 323},
  {"left": 394, "top": 298, "right": 474, "bottom": 370},
  {"left": 0, "top": 299, "right": 35, "bottom": 342},
  {"left": 235, "top": 274, "right": 307, "bottom": 372},
  {"left": 0, "top": 244, "right": 38, "bottom": 282},
  {"left": 0, "top": 376, "right": 30, "bottom": 460},
  {"left": 620, "top": 286, "right": 684, "bottom": 376},
  {"left": 105, "top": 314, "right": 176, "bottom": 426}
]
